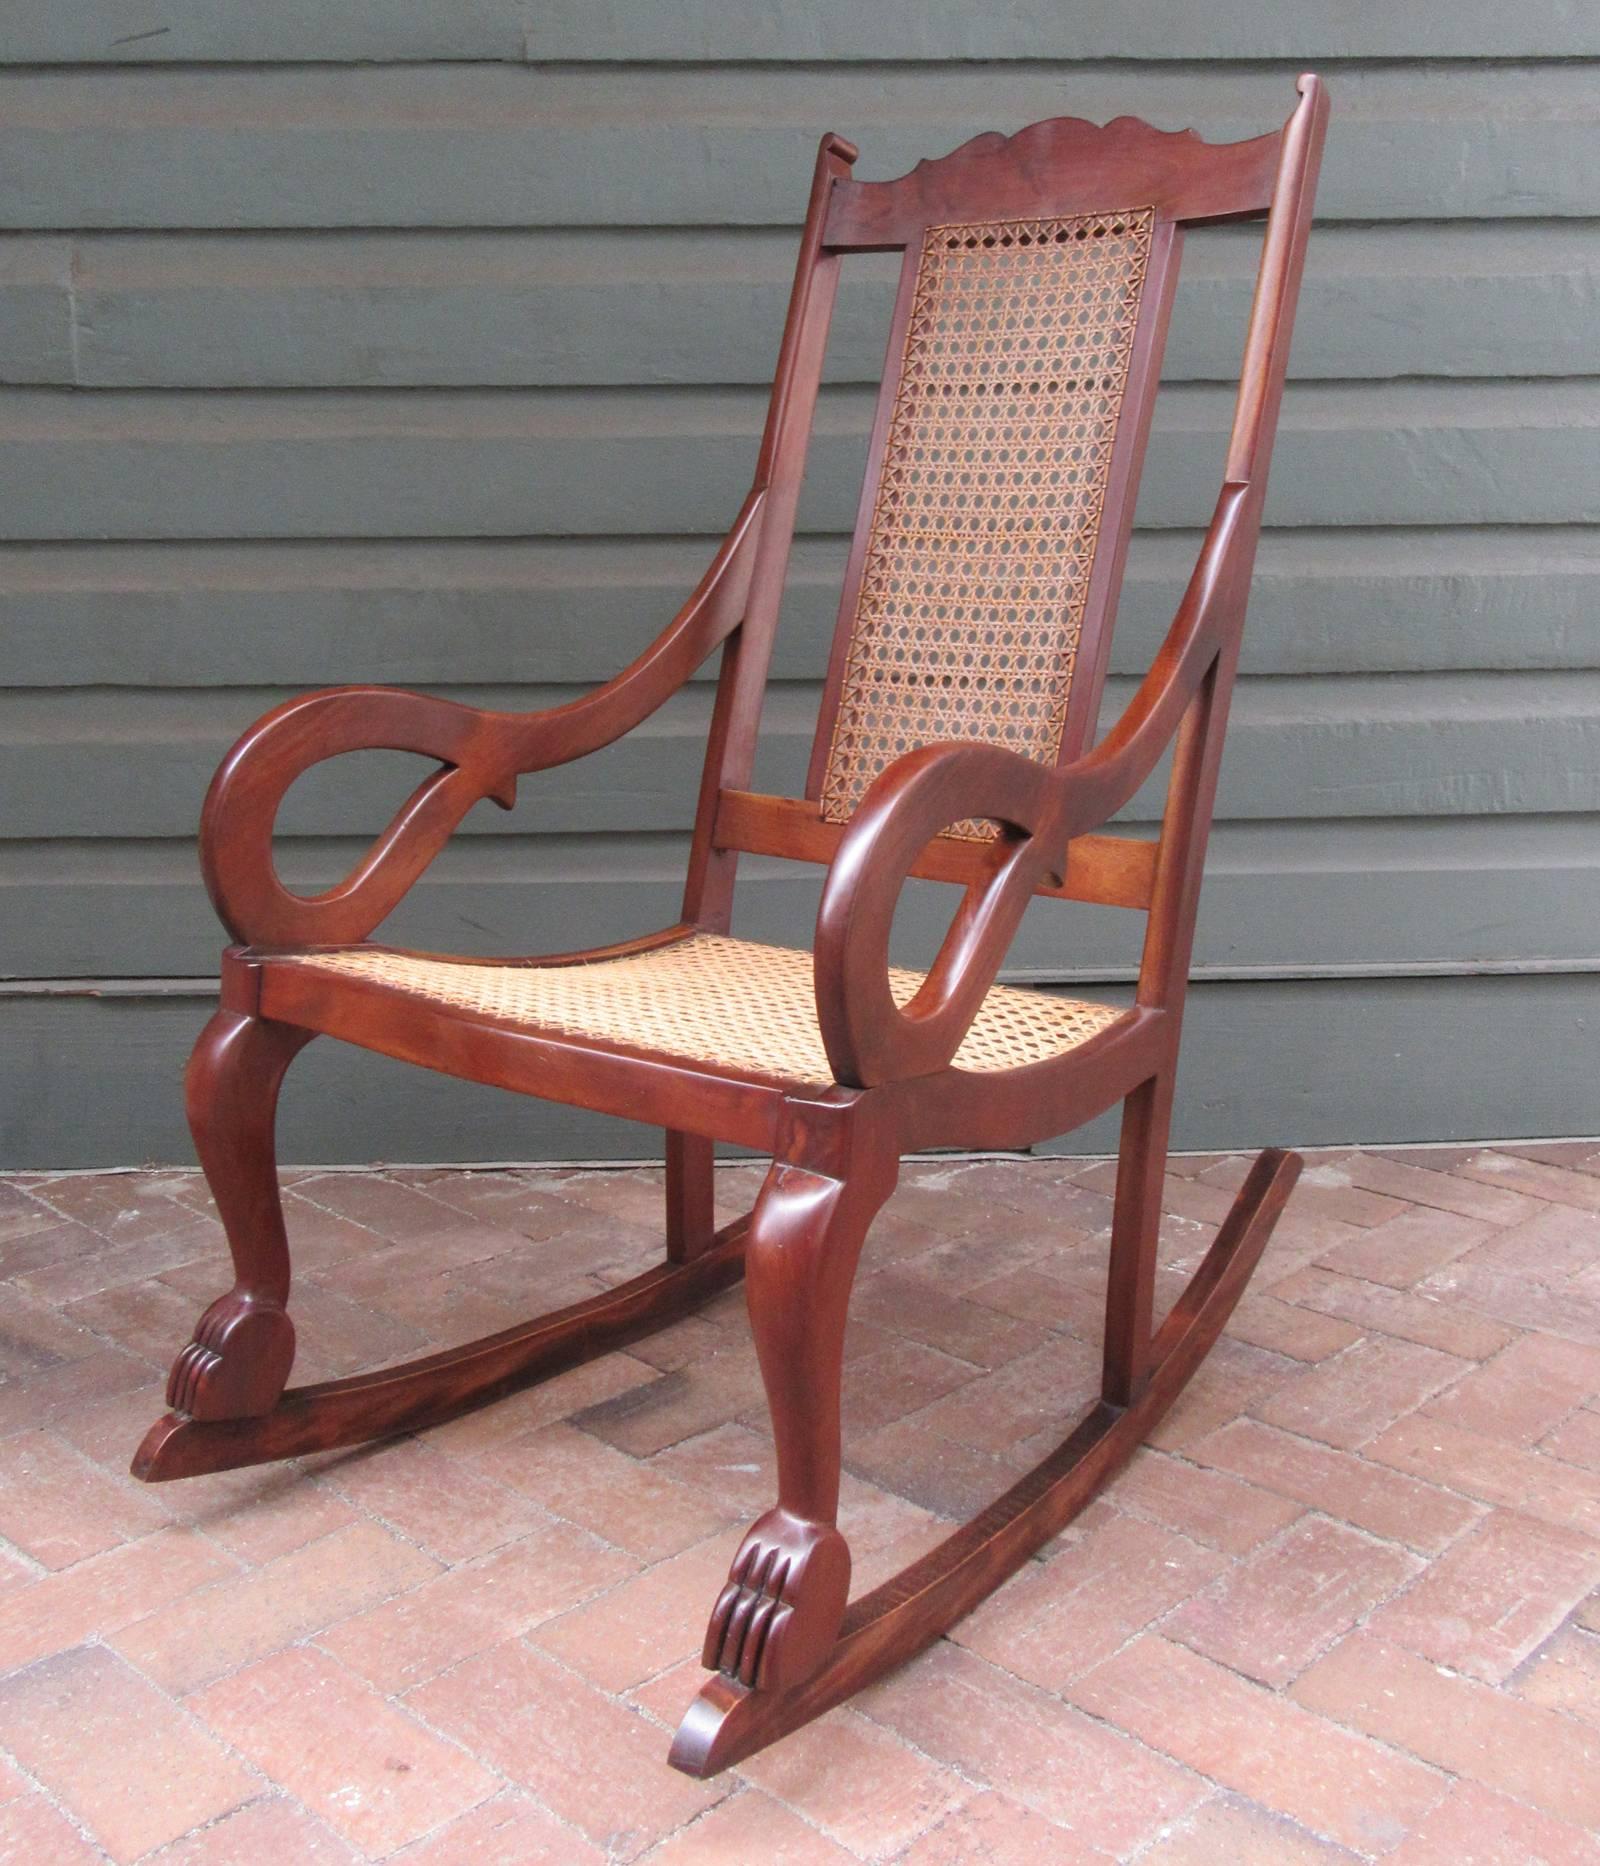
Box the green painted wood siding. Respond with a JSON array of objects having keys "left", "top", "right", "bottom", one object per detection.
[{"left": 2, "top": 17, "right": 1597, "bottom": 1164}]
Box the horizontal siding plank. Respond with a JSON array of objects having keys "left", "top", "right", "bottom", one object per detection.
[
  {"left": 5, "top": 382, "right": 1598, "bottom": 540},
  {"left": 7, "top": 6, "right": 1596, "bottom": 64},
  {"left": 3, "top": 674, "right": 1598, "bottom": 839},
  {"left": 1, "top": 66, "right": 1595, "bottom": 227},
  {"left": 528, "top": 6, "right": 1600, "bottom": 61},
  {"left": 4, "top": 818, "right": 1595, "bottom": 981},
  {"left": 7, "top": 528, "right": 1599, "bottom": 687},
  {"left": 4, "top": 224, "right": 1594, "bottom": 387},
  {"left": 0, "top": 4, "right": 530, "bottom": 66},
  {"left": 5, "top": 971, "right": 1594, "bottom": 1166}
]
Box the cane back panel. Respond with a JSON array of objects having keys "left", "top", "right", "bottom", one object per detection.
[{"left": 816, "top": 206, "right": 1159, "bottom": 838}]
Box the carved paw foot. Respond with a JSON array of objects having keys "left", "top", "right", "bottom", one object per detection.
[
  {"left": 703, "top": 1509, "right": 850, "bottom": 1690},
  {"left": 166, "top": 1292, "right": 295, "bottom": 1420}
]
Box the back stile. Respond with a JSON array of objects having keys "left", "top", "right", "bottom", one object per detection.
[
  {"left": 1137, "top": 74, "right": 1330, "bottom": 1012},
  {"left": 682, "top": 133, "right": 857, "bottom": 930}
]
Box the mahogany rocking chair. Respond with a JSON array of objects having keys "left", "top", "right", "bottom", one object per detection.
[{"left": 134, "top": 76, "right": 1328, "bottom": 1773}]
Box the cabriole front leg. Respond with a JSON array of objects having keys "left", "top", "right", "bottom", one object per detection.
[
  {"left": 165, "top": 1009, "right": 314, "bottom": 1420},
  {"left": 701, "top": 1143, "right": 895, "bottom": 1694}
]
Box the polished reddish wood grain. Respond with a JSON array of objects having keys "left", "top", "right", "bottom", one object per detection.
[{"left": 134, "top": 77, "right": 1329, "bottom": 1778}]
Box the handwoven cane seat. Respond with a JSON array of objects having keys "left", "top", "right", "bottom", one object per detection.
[{"left": 291, "top": 933, "right": 1125, "bottom": 1088}]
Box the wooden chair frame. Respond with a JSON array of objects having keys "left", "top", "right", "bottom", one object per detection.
[{"left": 133, "top": 77, "right": 1328, "bottom": 1774}]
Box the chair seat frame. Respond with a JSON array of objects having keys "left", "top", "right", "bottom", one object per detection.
[{"left": 133, "top": 77, "right": 1328, "bottom": 1776}]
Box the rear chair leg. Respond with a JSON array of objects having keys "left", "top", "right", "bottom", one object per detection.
[
  {"left": 166, "top": 1010, "right": 313, "bottom": 1421},
  {"left": 666, "top": 1131, "right": 717, "bottom": 1263},
  {"left": 703, "top": 1146, "right": 895, "bottom": 1692},
  {"left": 1102, "top": 1071, "right": 1176, "bottom": 1407}
]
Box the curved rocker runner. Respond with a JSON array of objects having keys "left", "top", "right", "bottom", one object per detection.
[{"left": 132, "top": 76, "right": 1330, "bottom": 1775}]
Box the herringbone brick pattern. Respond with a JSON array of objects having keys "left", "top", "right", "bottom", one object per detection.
[{"left": 1, "top": 1145, "right": 1598, "bottom": 1862}]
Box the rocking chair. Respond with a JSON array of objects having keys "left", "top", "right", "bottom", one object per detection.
[{"left": 134, "top": 76, "right": 1328, "bottom": 1774}]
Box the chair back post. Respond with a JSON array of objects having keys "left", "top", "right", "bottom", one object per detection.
[
  {"left": 682, "top": 134, "right": 857, "bottom": 930},
  {"left": 1136, "top": 74, "right": 1329, "bottom": 1013}
]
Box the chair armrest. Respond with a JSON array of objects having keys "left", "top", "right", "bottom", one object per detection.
[
  {"left": 203, "top": 491, "right": 765, "bottom": 946},
  {"left": 812, "top": 482, "right": 1256, "bottom": 1087}
]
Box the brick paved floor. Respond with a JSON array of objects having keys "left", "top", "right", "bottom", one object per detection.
[{"left": 1, "top": 1143, "right": 1598, "bottom": 1862}]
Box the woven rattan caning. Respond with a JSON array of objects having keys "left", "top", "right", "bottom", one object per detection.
[
  {"left": 819, "top": 207, "right": 1156, "bottom": 837},
  {"left": 293, "top": 934, "right": 1124, "bottom": 1087}
]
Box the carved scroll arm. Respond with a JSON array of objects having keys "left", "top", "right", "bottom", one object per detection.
[
  {"left": 813, "top": 483, "right": 1255, "bottom": 1088},
  {"left": 201, "top": 492, "right": 765, "bottom": 947}
]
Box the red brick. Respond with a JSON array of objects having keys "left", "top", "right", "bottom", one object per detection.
[
  {"left": 861, "top": 1643, "right": 1206, "bottom": 1856},
  {"left": 288, "top": 1171, "right": 467, "bottom": 1239},
  {"left": 1314, "top": 1205, "right": 1495, "bottom": 1289},
  {"left": 1366, "top": 1413, "right": 1600, "bottom": 1539},
  {"left": 897, "top": 1791, "right": 1112, "bottom": 1866},
  {"left": 875, "top": 1336, "right": 1101, "bottom": 1453},
  {"left": 1271, "top": 1265, "right": 1516, "bottom": 1359},
  {"left": 1106, "top": 1445, "right": 1304, "bottom": 1553},
  {"left": 160, "top": 1464, "right": 359, "bottom": 1567},
  {"left": 1513, "top": 1624, "right": 1600, "bottom": 1728},
  {"left": 850, "top": 1264, "right": 1051, "bottom": 1366},
  {"left": 146, "top": 1796, "right": 361, "bottom": 1864},
  {"left": 651, "top": 1421, "right": 938, "bottom": 1562},
  {"left": 0, "top": 1646, "right": 255, "bottom": 1863},
  {"left": 0, "top": 1343, "right": 153, "bottom": 1437},
  {"left": 1140, "top": 1794, "right": 1365, "bottom": 1865},
  {"left": 389, "top": 1790, "right": 605, "bottom": 1865},
  {"left": 1066, "top": 1635, "right": 1445, "bottom": 1854},
  {"left": 1169, "top": 1513, "right": 1420, "bottom": 1685},
  {"left": 192, "top": 1646, "right": 496, "bottom": 1856},
  {"left": 1226, "top": 1292, "right": 1364, "bottom": 1362},
  {"left": 1146, "top": 1338, "right": 1302, "bottom": 1452},
  {"left": 1364, "top": 1507, "right": 1600, "bottom": 1681},
  {"left": 1250, "top": 1335, "right": 1470, "bottom": 1450},
  {"left": 406, "top": 1640, "right": 723, "bottom": 1859},
  {"left": 1380, "top": 1778, "right": 1600, "bottom": 1866},
  {"left": 643, "top": 1790, "right": 855, "bottom": 1863},
  {"left": 309, "top": 1219, "right": 541, "bottom": 1313},
  {"left": 1462, "top": 1200, "right": 1600, "bottom": 1284},
  {"left": 109, "top": 1518, "right": 440, "bottom": 1694},
  {"left": 419, "top": 1167, "right": 598, "bottom": 1234},
  {"left": 844, "top": 1414, "right": 1031, "bottom": 1520},
  {"left": 1543, "top": 1405, "right": 1600, "bottom": 1472},
  {"left": 0, "top": 1215, "right": 106, "bottom": 1285},
  {"left": 1460, "top": 1150, "right": 1600, "bottom": 1214},
  {"left": 318, "top": 1437, "right": 546, "bottom": 1563},
  {"left": 0, "top": 1428, "right": 167, "bottom": 1569},
  {"left": 319, "top": 1520, "right": 635, "bottom": 1693},
  {"left": 0, "top": 1789, "right": 110, "bottom": 1865},
  {"left": 0, "top": 1526, "right": 238, "bottom": 1674},
  {"left": 1423, "top": 1334, "right": 1600, "bottom": 1447},
  {"left": 27, "top": 1174, "right": 199, "bottom": 1243},
  {"left": 421, "top": 1351, "right": 660, "bottom": 1454},
  {"left": 954, "top": 1507, "right": 1224, "bottom": 1689},
  {"left": 1422, "top": 1256, "right": 1600, "bottom": 1344},
  {"left": 573, "top": 1350, "right": 767, "bottom": 1458},
  {"left": 16, "top": 1220, "right": 223, "bottom": 1306},
  {"left": 1272, "top": 1160, "right": 1411, "bottom": 1228},
  {"left": 841, "top": 1337, "right": 983, "bottom": 1434},
  {"left": 1350, "top": 1152, "right": 1542, "bottom": 1225},
  {"left": 1190, "top": 1417, "right": 1482, "bottom": 1553},
  {"left": 470, "top": 1421, "right": 732, "bottom": 1559},
  {"left": 1292, "top": 1632, "right": 1600, "bottom": 1831},
  {"left": 739, "top": 1705, "right": 970, "bottom": 1862},
  {"left": 1500, "top": 1141, "right": 1600, "bottom": 1170},
  {"left": 0, "top": 1282, "right": 96, "bottom": 1377},
  {"left": 63, "top": 1278, "right": 217, "bottom": 1377},
  {"left": 531, "top": 1532, "right": 734, "bottom": 1692}
]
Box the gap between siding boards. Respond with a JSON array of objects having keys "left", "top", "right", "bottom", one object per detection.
[{"left": 3, "top": 956, "right": 1598, "bottom": 1000}]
